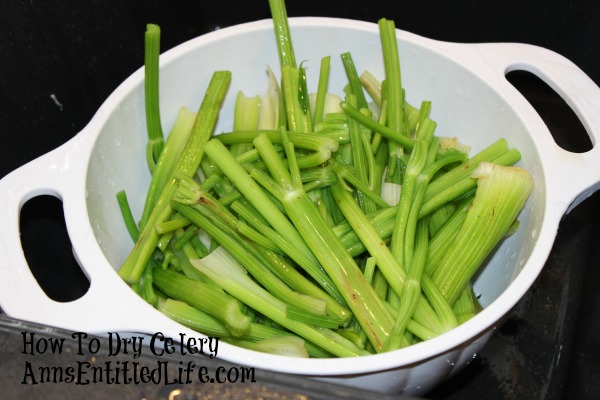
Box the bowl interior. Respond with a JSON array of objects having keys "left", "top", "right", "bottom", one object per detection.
[{"left": 84, "top": 17, "right": 546, "bottom": 360}]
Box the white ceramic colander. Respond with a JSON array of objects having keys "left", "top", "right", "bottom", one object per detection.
[{"left": 1, "top": 17, "right": 600, "bottom": 395}]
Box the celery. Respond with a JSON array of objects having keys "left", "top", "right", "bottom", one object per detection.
[
  {"left": 258, "top": 66, "right": 284, "bottom": 130},
  {"left": 170, "top": 197, "right": 335, "bottom": 321},
  {"left": 153, "top": 267, "right": 251, "bottom": 337},
  {"left": 159, "top": 298, "right": 330, "bottom": 358},
  {"left": 140, "top": 107, "right": 196, "bottom": 228},
  {"left": 384, "top": 219, "right": 429, "bottom": 351},
  {"left": 432, "top": 163, "right": 534, "bottom": 305},
  {"left": 312, "top": 56, "right": 331, "bottom": 126},
  {"left": 419, "top": 139, "right": 521, "bottom": 218},
  {"left": 360, "top": 70, "right": 383, "bottom": 108},
  {"left": 276, "top": 132, "right": 395, "bottom": 351},
  {"left": 282, "top": 65, "right": 312, "bottom": 132},
  {"left": 452, "top": 284, "right": 483, "bottom": 324},
  {"left": 118, "top": 0, "right": 536, "bottom": 360},
  {"left": 341, "top": 52, "right": 369, "bottom": 110},
  {"left": 191, "top": 247, "right": 370, "bottom": 357},
  {"left": 144, "top": 23, "right": 164, "bottom": 173},
  {"left": 330, "top": 183, "right": 443, "bottom": 335},
  {"left": 116, "top": 190, "right": 139, "bottom": 242},
  {"left": 378, "top": 19, "right": 403, "bottom": 138},
  {"left": 230, "top": 91, "right": 260, "bottom": 158},
  {"left": 119, "top": 71, "right": 231, "bottom": 285},
  {"left": 424, "top": 197, "right": 472, "bottom": 276},
  {"left": 204, "top": 137, "right": 346, "bottom": 305},
  {"left": 340, "top": 101, "right": 414, "bottom": 150},
  {"left": 268, "top": 0, "right": 296, "bottom": 69},
  {"left": 228, "top": 336, "right": 309, "bottom": 358},
  {"left": 379, "top": 18, "right": 406, "bottom": 185}
]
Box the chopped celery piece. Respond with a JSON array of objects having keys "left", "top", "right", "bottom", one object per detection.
[
  {"left": 119, "top": 71, "right": 231, "bottom": 285},
  {"left": 153, "top": 267, "right": 251, "bottom": 337},
  {"left": 144, "top": 23, "right": 164, "bottom": 173},
  {"left": 432, "top": 163, "right": 534, "bottom": 305},
  {"left": 191, "top": 247, "right": 370, "bottom": 357}
]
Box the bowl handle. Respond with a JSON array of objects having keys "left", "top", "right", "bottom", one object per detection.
[
  {"left": 0, "top": 135, "right": 171, "bottom": 335},
  {"left": 474, "top": 42, "right": 600, "bottom": 213}
]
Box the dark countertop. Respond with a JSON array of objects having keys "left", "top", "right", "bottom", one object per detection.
[{"left": 1, "top": 1, "right": 599, "bottom": 398}]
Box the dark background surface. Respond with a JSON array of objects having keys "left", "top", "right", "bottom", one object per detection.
[{"left": 1, "top": 0, "right": 599, "bottom": 399}]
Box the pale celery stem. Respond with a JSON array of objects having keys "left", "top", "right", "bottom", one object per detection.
[
  {"left": 340, "top": 101, "right": 414, "bottom": 150},
  {"left": 424, "top": 197, "right": 472, "bottom": 276},
  {"left": 192, "top": 248, "right": 370, "bottom": 357},
  {"left": 313, "top": 56, "right": 331, "bottom": 126},
  {"left": 384, "top": 219, "right": 429, "bottom": 351},
  {"left": 360, "top": 70, "right": 383, "bottom": 108},
  {"left": 118, "top": 71, "right": 231, "bottom": 285},
  {"left": 171, "top": 200, "right": 330, "bottom": 318},
  {"left": 329, "top": 183, "right": 443, "bottom": 335},
  {"left": 204, "top": 138, "right": 344, "bottom": 305},
  {"left": 432, "top": 163, "right": 534, "bottom": 305},
  {"left": 390, "top": 139, "right": 429, "bottom": 265},
  {"left": 278, "top": 133, "right": 395, "bottom": 351},
  {"left": 419, "top": 147, "right": 521, "bottom": 218}
]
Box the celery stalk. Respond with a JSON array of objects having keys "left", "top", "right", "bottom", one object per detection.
[
  {"left": 153, "top": 267, "right": 251, "bottom": 337},
  {"left": 204, "top": 138, "right": 345, "bottom": 305},
  {"left": 144, "top": 23, "right": 164, "bottom": 173},
  {"left": 140, "top": 107, "right": 196, "bottom": 228},
  {"left": 192, "top": 247, "right": 370, "bottom": 357},
  {"left": 116, "top": 190, "right": 140, "bottom": 242},
  {"left": 275, "top": 132, "right": 395, "bottom": 351},
  {"left": 312, "top": 56, "right": 331, "bottom": 126},
  {"left": 329, "top": 183, "right": 443, "bottom": 335},
  {"left": 432, "top": 162, "right": 534, "bottom": 305},
  {"left": 118, "top": 71, "right": 231, "bottom": 285}
]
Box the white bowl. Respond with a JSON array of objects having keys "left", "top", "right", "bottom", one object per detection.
[{"left": 2, "top": 17, "right": 600, "bottom": 395}]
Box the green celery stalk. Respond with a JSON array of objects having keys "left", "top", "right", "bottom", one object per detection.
[
  {"left": 158, "top": 299, "right": 331, "bottom": 358},
  {"left": 116, "top": 190, "right": 140, "bottom": 242},
  {"left": 341, "top": 52, "right": 369, "bottom": 110},
  {"left": 312, "top": 56, "right": 331, "bottom": 126},
  {"left": 153, "top": 267, "right": 251, "bottom": 337},
  {"left": 170, "top": 198, "right": 335, "bottom": 321},
  {"left": 204, "top": 138, "right": 345, "bottom": 305},
  {"left": 432, "top": 162, "right": 534, "bottom": 305},
  {"left": 230, "top": 91, "right": 260, "bottom": 158},
  {"left": 378, "top": 18, "right": 406, "bottom": 184},
  {"left": 282, "top": 65, "right": 312, "bottom": 132},
  {"left": 378, "top": 18, "right": 403, "bottom": 137},
  {"left": 216, "top": 130, "right": 340, "bottom": 169},
  {"left": 275, "top": 131, "right": 395, "bottom": 351},
  {"left": 118, "top": 70, "right": 231, "bottom": 285},
  {"left": 360, "top": 70, "right": 382, "bottom": 108},
  {"left": 452, "top": 284, "right": 483, "bottom": 324},
  {"left": 144, "top": 23, "right": 164, "bottom": 173},
  {"left": 340, "top": 101, "right": 414, "bottom": 150},
  {"left": 390, "top": 139, "right": 429, "bottom": 265},
  {"left": 268, "top": 0, "right": 296, "bottom": 68},
  {"left": 229, "top": 200, "right": 351, "bottom": 324},
  {"left": 329, "top": 183, "right": 443, "bottom": 335},
  {"left": 424, "top": 197, "right": 472, "bottom": 276},
  {"left": 345, "top": 94, "right": 378, "bottom": 214},
  {"left": 384, "top": 219, "right": 429, "bottom": 351},
  {"left": 140, "top": 107, "right": 196, "bottom": 228},
  {"left": 191, "top": 247, "right": 370, "bottom": 357}
]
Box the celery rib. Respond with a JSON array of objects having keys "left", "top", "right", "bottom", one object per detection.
[{"left": 118, "top": 71, "right": 231, "bottom": 285}]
